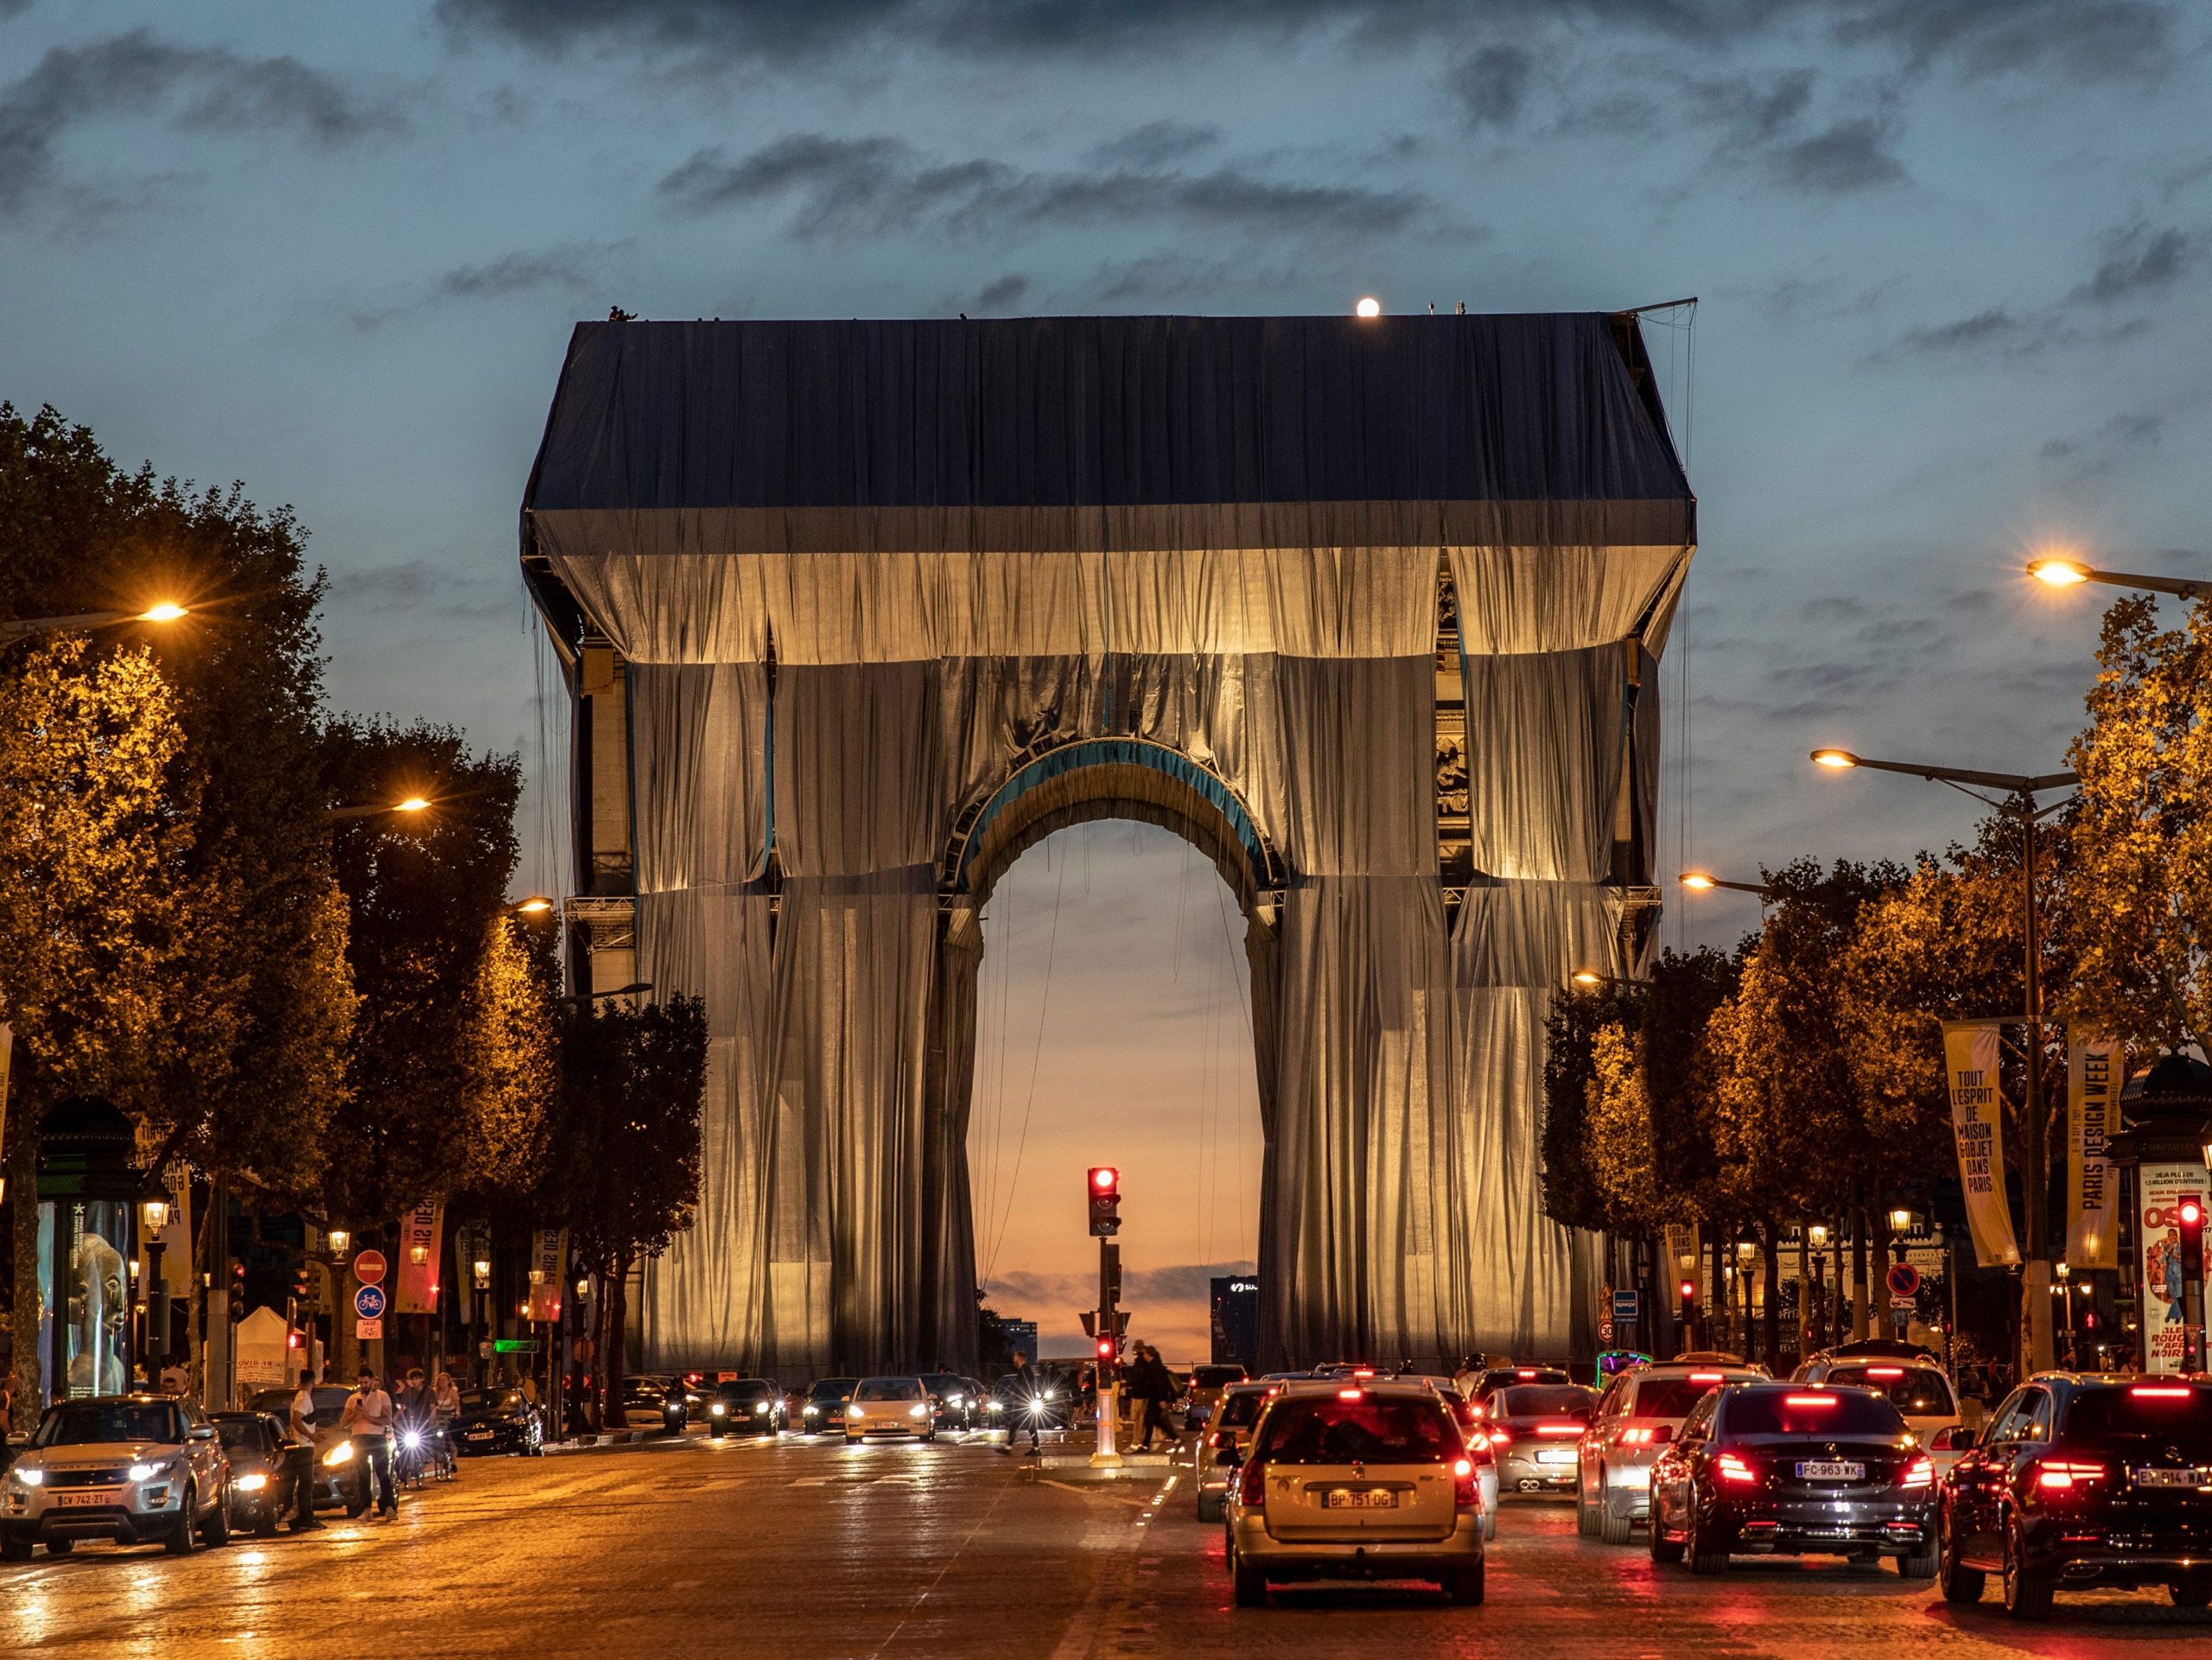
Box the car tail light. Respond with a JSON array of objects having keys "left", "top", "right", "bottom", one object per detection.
[
  {"left": 1352, "top": 1368, "right": 1376, "bottom": 1379},
  {"left": 2036, "top": 1460, "right": 2107, "bottom": 1490},
  {"left": 1238, "top": 1459, "right": 1266, "bottom": 1506},
  {"left": 1338, "top": 1388, "right": 1363, "bottom": 1402},
  {"left": 1620, "top": 1427, "right": 1653, "bottom": 1446},
  {"left": 1488, "top": 1428, "right": 1512, "bottom": 1448},
  {"left": 1517, "top": 1369, "right": 1538, "bottom": 1379},
  {"left": 2130, "top": 1386, "right": 2192, "bottom": 1400},
  {"left": 1901, "top": 1455, "right": 1934, "bottom": 1490},
  {"left": 1717, "top": 1453, "right": 1758, "bottom": 1485},
  {"left": 1537, "top": 1422, "right": 1585, "bottom": 1438},
  {"left": 1866, "top": 1367, "right": 1904, "bottom": 1379},
  {"left": 1453, "top": 1456, "right": 1478, "bottom": 1509},
  {"left": 1689, "top": 1372, "right": 1723, "bottom": 1383},
  {"left": 1783, "top": 1394, "right": 1839, "bottom": 1409}
]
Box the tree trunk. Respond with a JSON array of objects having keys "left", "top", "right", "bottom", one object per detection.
[
  {"left": 1760, "top": 1225, "right": 1782, "bottom": 1368},
  {"left": 1851, "top": 1189, "right": 1871, "bottom": 1340},
  {"left": 605, "top": 1250, "right": 631, "bottom": 1428},
  {"left": 1872, "top": 1204, "right": 1895, "bottom": 1339},
  {"left": 1796, "top": 1226, "right": 1813, "bottom": 1358},
  {"left": 8, "top": 1104, "right": 40, "bottom": 1431}
]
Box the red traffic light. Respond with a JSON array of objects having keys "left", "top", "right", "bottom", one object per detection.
[
  {"left": 1678, "top": 1279, "right": 1696, "bottom": 1301},
  {"left": 1087, "top": 1167, "right": 1122, "bottom": 1237},
  {"left": 1096, "top": 1336, "right": 1117, "bottom": 1364},
  {"left": 1090, "top": 1167, "right": 1119, "bottom": 1192},
  {"left": 2183, "top": 1199, "right": 2203, "bottom": 1227}
]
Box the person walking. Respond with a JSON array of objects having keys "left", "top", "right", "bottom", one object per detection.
[
  {"left": 340, "top": 1367, "right": 399, "bottom": 1519},
  {"left": 286, "top": 1367, "right": 325, "bottom": 1532},
  {"left": 431, "top": 1370, "right": 461, "bottom": 1478},
  {"left": 1129, "top": 1345, "right": 1176, "bottom": 1453}
]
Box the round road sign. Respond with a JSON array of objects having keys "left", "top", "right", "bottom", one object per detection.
[
  {"left": 1885, "top": 1262, "right": 1921, "bottom": 1300},
  {"left": 353, "top": 1283, "right": 388, "bottom": 1320},
  {"left": 353, "top": 1249, "right": 387, "bottom": 1286}
]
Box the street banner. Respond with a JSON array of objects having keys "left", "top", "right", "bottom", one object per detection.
[
  {"left": 526, "top": 1228, "right": 568, "bottom": 1322},
  {"left": 2065, "top": 1034, "right": 2121, "bottom": 1270},
  {"left": 393, "top": 1201, "right": 444, "bottom": 1315},
  {"left": 1942, "top": 1021, "right": 2021, "bottom": 1268},
  {"left": 0, "top": 1023, "right": 12, "bottom": 1174},
  {"left": 2138, "top": 1162, "right": 2209, "bottom": 1375}
]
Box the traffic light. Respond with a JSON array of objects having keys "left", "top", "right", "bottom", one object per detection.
[
  {"left": 2182, "top": 1196, "right": 2205, "bottom": 1282},
  {"left": 1096, "top": 1335, "right": 1118, "bottom": 1367},
  {"left": 1087, "top": 1167, "right": 1121, "bottom": 1237}
]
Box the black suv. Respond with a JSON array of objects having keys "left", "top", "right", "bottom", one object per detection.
[{"left": 1940, "top": 1373, "right": 2212, "bottom": 1618}]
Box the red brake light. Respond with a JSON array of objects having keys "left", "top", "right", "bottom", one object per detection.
[
  {"left": 1784, "top": 1394, "right": 1839, "bottom": 1408},
  {"left": 2037, "top": 1460, "right": 2107, "bottom": 1490},
  {"left": 1901, "top": 1455, "right": 1934, "bottom": 1490},
  {"left": 1689, "top": 1372, "right": 1723, "bottom": 1383},
  {"left": 1352, "top": 1368, "right": 1375, "bottom": 1379},
  {"left": 1536, "top": 1422, "right": 1584, "bottom": 1437},
  {"left": 1516, "top": 1370, "right": 1537, "bottom": 1379},
  {"left": 1238, "top": 1459, "right": 1266, "bottom": 1505},
  {"left": 1866, "top": 1368, "right": 1904, "bottom": 1379},
  {"left": 1452, "top": 1457, "right": 1478, "bottom": 1509},
  {"left": 1338, "top": 1388, "right": 1363, "bottom": 1402},
  {"left": 1621, "top": 1427, "right": 1651, "bottom": 1446},
  {"left": 2131, "top": 1386, "right": 2192, "bottom": 1399},
  {"left": 1717, "top": 1453, "right": 1758, "bottom": 1485},
  {"left": 1488, "top": 1428, "right": 1512, "bottom": 1447}
]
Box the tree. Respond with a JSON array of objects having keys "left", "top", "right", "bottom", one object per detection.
[
  {"left": 2063, "top": 592, "right": 2212, "bottom": 1060},
  {"left": 1586, "top": 1023, "right": 1660, "bottom": 1232},
  {"left": 458, "top": 916, "right": 558, "bottom": 1203},
  {"left": 1, "top": 639, "right": 194, "bottom": 1426},
  {"left": 537, "top": 996, "right": 707, "bottom": 1426},
  {"left": 1540, "top": 980, "right": 1641, "bottom": 1232}
]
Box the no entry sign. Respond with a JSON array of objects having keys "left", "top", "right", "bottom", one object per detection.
[{"left": 353, "top": 1250, "right": 387, "bottom": 1286}]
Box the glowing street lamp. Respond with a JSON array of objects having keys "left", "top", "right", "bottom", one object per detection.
[
  {"left": 3, "top": 601, "right": 190, "bottom": 649},
  {"left": 1680, "top": 870, "right": 1772, "bottom": 899},
  {"left": 511, "top": 895, "right": 555, "bottom": 916},
  {"left": 2028, "top": 552, "right": 2205, "bottom": 601},
  {"left": 325, "top": 794, "right": 434, "bottom": 824}
]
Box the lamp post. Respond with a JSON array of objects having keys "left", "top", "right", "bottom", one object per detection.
[
  {"left": 1811, "top": 747, "right": 2077, "bottom": 1373},
  {"left": 141, "top": 1193, "right": 171, "bottom": 1388},
  {"left": 1679, "top": 871, "right": 1774, "bottom": 900},
  {"left": 2028, "top": 555, "right": 2207, "bottom": 601},
  {"left": 2, "top": 602, "right": 189, "bottom": 651},
  {"left": 323, "top": 795, "right": 433, "bottom": 824},
  {"left": 474, "top": 1255, "right": 493, "bottom": 1385}
]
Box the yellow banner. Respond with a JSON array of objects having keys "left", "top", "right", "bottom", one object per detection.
[
  {"left": 2065, "top": 1034, "right": 2120, "bottom": 1270},
  {"left": 526, "top": 1228, "right": 568, "bottom": 1322},
  {"left": 1942, "top": 1021, "right": 2020, "bottom": 1268},
  {"left": 393, "top": 1201, "right": 444, "bottom": 1315}
]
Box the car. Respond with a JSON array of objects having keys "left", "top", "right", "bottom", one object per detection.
[
  {"left": 210, "top": 1411, "right": 311, "bottom": 1537},
  {"left": 845, "top": 1376, "right": 936, "bottom": 1442},
  {"left": 1938, "top": 1373, "right": 2212, "bottom": 1618},
  {"left": 1222, "top": 1377, "right": 1486, "bottom": 1607},
  {"left": 1482, "top": 1383, "right": 1599, "bottom": 1495},
  {"left": 1578, "top": 1358, "right": 1769, "bottom": 1543},
  {"left": 1647, "top": 1382, "right": 1936, "bottom": 1577},
  {"left": 1472, "top": 1365, "right": 1572, "bottom": 1396},
  {"left": 799, "top": 1377, "right": 861, "bottom": 1435},
  {"left": 1184, "top": 1364, "right": 1250, "bottom": 1431},
  {"left": 615, "top": 1375, "right": 670, "bottom": 1429},
  {"left": 451, "top": 1387, "right": 547, "bottom": 1455},
  {"left": 920, "top": 1372, "right": 981, "bottom": 1432},
  {"left": 707, "top": 1377, "right": 787, "bottom": 1437},
  {"left": 1794, "top": 1352, "right": 1969, "bottom": 1472},
  {"left": 1197, "top": 1382, "right": 1277, "bottom": 1521},
  {"left": 2, "top": 1394, "right": 232, "bottom": 1559},
  {"left": 1395, "top": 1374, "right": 1498, "bottom": 1536},
  {"left": 245, "top": 1385, "right": 372, "bottom": 1514}
]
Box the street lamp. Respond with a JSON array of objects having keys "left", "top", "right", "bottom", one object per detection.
[
  {"left": 1680, "top": 870, "right": 1772, "bottom": 899},
  {"left": 324, "top": 795, "right": 433, "bottom": 824},
  {"left": 2027, "top": 553, "right": 2206, "bottom": 601},
  {"left": 326, "top": 1227, "right": 351, "bottom": 1257},
  {"left": 511, "top": 895, "right": 555, "bottom": 916},
  {"left": 141, "top": 1193, "right": 172, "bottom": 1385},
  {"left": 1812, "top": 746, "right": 2078, "bottom": 1372},
  {"left": 1889, "top": 1208, "right": 1915, "bottom": 1235},
  {"left": 2, "top": 601, "right": 190, "bottom": 650}
]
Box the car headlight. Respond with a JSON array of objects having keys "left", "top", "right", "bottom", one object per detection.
[
  {"left": 129, "top": 1462, "right": 164, "bottom": 1483},
  {"left": 1043, "top": 1390, "right": 1057, "bottom": 1401},
  {"left": 710, "top": 1403, "right": 727, "bottom": 1415},
  {"left": 909, "top": 1404, "right": 928, "bottom": 1419},
  {"left": 10, "top": 1467, "right": 42, "bottom": 1486},
  {"left": 323, "top": 1442, "right": 355, "bottom": 1466},
  {"left": 757, "top": 1402, "right": 773, "bottom": 1414},
  {"left": 950, "top": 1395, "right": 964, "bottom": 1408},
  {"left": 986, "top": 1400, "right": 1003, "bottom": 1413},
  {"left": 804, "top": 1405, "right": 820, "bottom": 1416},
  {"left": 234, "top": 1472, "right": 270, "bottom": 1492}
]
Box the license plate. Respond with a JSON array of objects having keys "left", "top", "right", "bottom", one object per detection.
[
  {"left": 2133, "top": 1467, "right": 2206, "bottom": 1488},
  {"left": 1322, "top": 1488, "right": 1397, "bottom": 1510},
  {"left": 1536, "top": 1447, "right": 1577, "bottom": 1466},
  {"left": 1796, "top": 1460, "right": 1864, "bottom": 1481},
  {"left": 55, "top": 1491, "right": 119, "bottom": 1508},
  {"left": 467, "top": 1430, "right": 493, "bottom": 1441}
]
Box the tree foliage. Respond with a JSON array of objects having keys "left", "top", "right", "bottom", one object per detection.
[{"left": 1541, "top": 980, "right": 1641, "bottom": 1231}]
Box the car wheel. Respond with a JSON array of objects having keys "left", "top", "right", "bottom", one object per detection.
[
  {"left": 2170, "top": 1579, "right": 2211, "bottom": 1609},
  {"left": 165, "top": 1486, "right": 200, "bottom": 1555},
  {"left": 254, "top": 1509, "right": 280, "bottom": 1540},
  {"left": 1649, "top": 1494, "right": 1684, "bottom": 1564},
  {"left": 1599, "top": 1487, "right": 1634, "bottom": 1546},
  {"left": 1230, "top": 1549, "right": 1268, "bottom": 1608},
  {"left": 2001, "top": 1517, "right": 2053, "bottom": 1620},
  {"left": 201, "top": 1486, "right": 232, "bottom": 1548},
  {"left": 1, "top": 1534, "right": 32, "bottom": 1562},
  {"left": 1685, "top": 1495, "right": 1728, "bottom": 1575},
  {"left": 1575, "top": 1477, "right": 1598, "bottom": 1538},
  {"left": 1447, "top": 1560, "right": 1485, "bottom": 1606},
  {"left": 1937, "top": 1504, "right": 1983, "bottom": 1603},
  {"left": 42, "top": 1537, "right": 73, "bottom": 1555},
  {"left": 1483, "top": 1504, "right": 1497, "bottom": 1542},
  {"left": 1897, "top": 1530, "right": 1937, "bottom": 1580}
]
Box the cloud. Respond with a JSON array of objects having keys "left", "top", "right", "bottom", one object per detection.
[
  {"left": 972, "top": 272, "right": 1029, "bottom": 311},
  {"left": 658, "top": 133, "right": 1443, "bottom": 243},
  {"left": 1830, "top": 0, "right": 2175, "bottom": 83},
  {"left": 328, "top": 560, "right": 515, "bottom": 620},
  {"left": 353, "top": 239, "right": 633, "bottom": 328},
  {"left": 1086, "top": 120, "right": 1219, "bottom": 170},
  {"left": 1694, "top": 67, "right": 1817, "bottom": 150},
  {"left": 1451, "top": 44, "right": 1535, "bottom": 130},
  {"left": 0, "top": 29, "right": 408, "bottom": 216},
  {"left": 1899, "top": 306, "right": 2028, "bottom": 353},
  {"left": 2039, "top": 410, "right": 2165, "bottom": 479},
  {"left": 1087, "top": 251, "right": 1300, "bottom": 305},
  {"left": 2069, "top": 224, "right": 2198, "bottom": 304},
  {"left": 1769, "top": 116, "right": 1905, "bottom": 193}
]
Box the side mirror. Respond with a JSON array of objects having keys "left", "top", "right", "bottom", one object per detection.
[
  {"left": 5, "top": 1432, "right": 29, "bottom": 1448},
  {"left": 1930, "top": 1423, "right": 1978, "bottom": 1452},
  {"left": 188, "top": 1425, "right": 217, "bottom": 1441}
]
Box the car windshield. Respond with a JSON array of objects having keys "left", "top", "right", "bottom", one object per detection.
[
  {"left": 921, "top": 1375, "right": 965, "bottom": 1394},
  {"left": 721, "top": 1379, "right": 776, "bottom": 1397},
  {"left": 854, "top": 1377, "right": 921, "bottom": 1402},
  {"left": 35, "top": 1402, "right": 182, "bottom": 1447},
  {"left": 1825, "top": 1366, "right": 1956, "bottom": 1415},
  {"left": 2064, "top": 1386, "right": 2212, "bottom": 1441},
  {"left": 809, "top": 1379, "right": 857, "bottom": 1400},
  {"left": 1498, "top": 1385, "right": 1595, "bottom": 1418},
  {"left": 1629, "top": 1377, "right": 1734, "bottom": 1419},
  {"left": 460, "top": 1390, "right": 524, "bottom": 1411},
  {"left": 1723, "top": 1390, "right": 1906, "bottom": 1437},
  {"left": 1255, "top": 1395, "right": 1459, "bottom": 1465},
  {"left": 1217, "top": 1391, "right": 1269, "bottom": 1428},
  {"left": 1192, "top": 1366, "right": 1246, "bottom": 1388},
  {"left": 214, "top": 1419, "right": 267, "bottom": 1453}
]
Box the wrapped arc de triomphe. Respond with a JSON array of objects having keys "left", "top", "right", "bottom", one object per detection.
[{"left": 519, "top": 314, "right": 1694, "bottom": 1377}]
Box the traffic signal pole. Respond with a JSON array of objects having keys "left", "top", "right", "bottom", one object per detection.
[{"left": 1087, "top": 1167, "right": 1122, "bottom": 1469}]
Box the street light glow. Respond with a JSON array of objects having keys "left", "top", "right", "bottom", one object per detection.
[
  {"left": 515, "top": 895, "right": 554, "bottom": 914},
  {"left": 395, "top": 796, "right": 431, "bottom": 813},
  {"left": 137, "top": 602, "right": 189, "bottom": 623},
  {"left": 1811, "top": 748, "right": 1858, "bottom": 770},
  {"left": 1571, "top": 969, "right": 1604, "bottom": 988},
  {"left": 1355, "top": 296, "right": 1381, "bottom": 319},
  {"left": 1679, "top": 871, "right": 1716, "bottom": 891},
  {"left": 2028, "top": 556, "right": 2089, "bottom": 588}
]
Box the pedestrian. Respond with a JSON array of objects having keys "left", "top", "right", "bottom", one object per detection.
[
  {"left": 1129, "top": 1345, "right": 1175, "bottom": 1452},
  {"left": 340, "top": 1366, "right": 399, "bottom": 1519},
  {"left": 286, "top": 1366, "right": 325, "bottom": 1532},
  {"left": 431, "top": 1369, "right": 461, "bottom": 1476},
  {"left": 159, "top": 1359, "right": 188, "bottom": 1395},
  {"left": 1452, "top": 1354, "right": 1481, "bottom": 1400}
]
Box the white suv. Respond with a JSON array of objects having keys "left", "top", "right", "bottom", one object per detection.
[
  {"left": 3, "top": 1394, "right": 232, "bottom": 1559},
  {"left": 1791, "top": 1352, "right": 1970, "bottom": 1472},
  {"left": 1576, "top": 1359, "right": 1767, "bottom": 1543}
]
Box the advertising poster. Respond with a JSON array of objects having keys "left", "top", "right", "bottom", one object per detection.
[
  {"left": 2065, "top": 1034, "right": 2121, "bottom": 1269},
  {"left": 2137, "top": 1162, "right": 2209, "bottom": 1375},
  {"left": 1942, "top": 1021, "right": 2021, "bottom": 1268},
  {"left": 526, "top": 1228, "right": 569, "bottom": 1322},
  {"left": 393, "top": 1200, "right": 445, "bottom": 1315}
]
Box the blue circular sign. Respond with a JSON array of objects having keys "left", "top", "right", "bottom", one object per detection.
[{"left": 354, "top": 1283, "right": 388, "bottom": 1320}]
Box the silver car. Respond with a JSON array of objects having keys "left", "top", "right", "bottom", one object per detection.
[
  {"left": 1577, "top": 1361, "right": 1767, "bottom": 1543},
  {"left": 3, "top": 1394, "right": 232, "bottom": 1558}
]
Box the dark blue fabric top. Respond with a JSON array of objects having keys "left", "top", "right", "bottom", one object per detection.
[{"left": 524, "top": 315, "right": 1691, "bottom": 520}]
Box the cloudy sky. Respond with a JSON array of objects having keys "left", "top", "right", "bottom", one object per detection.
[{"left": 4, "top": 0, "right": 2207, "bottom": 1359}]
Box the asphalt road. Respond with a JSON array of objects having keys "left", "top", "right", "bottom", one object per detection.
[{"left": 4, "top": 1429, "right": 2208, "bottom": 1658}]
